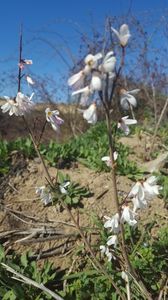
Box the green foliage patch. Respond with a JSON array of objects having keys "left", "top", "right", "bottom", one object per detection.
[{"left": 0, "top": 122, "right": 141, "bottom": 179}]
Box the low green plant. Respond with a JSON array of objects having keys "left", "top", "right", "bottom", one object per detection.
[
  {"left": 0, "top": 245, "right": 60, "bottom": 300},
  {"left": 58, "top": 172, "right": 91, "bottom": 206},
  {"left": 0, "top": 122, "right": 141, "bottom": 178}
]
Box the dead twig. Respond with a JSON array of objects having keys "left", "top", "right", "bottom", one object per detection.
[{"left": 1, "top": 263, "right": 64, "bottom": 300}]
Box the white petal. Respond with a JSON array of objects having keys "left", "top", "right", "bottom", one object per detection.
[
  {"left": 146, "top": 176, "right": 157, "bottom": 185},
  {"left": 127, "top": 89, "right": 140, "bottom": 95},
  {"left": 72, "top": 86, "right": 90, "bottom": 96},
  {"left": 111, "top": 27, "right": 120, "bottom": 39},
  {"left": 68, "top": 71, "right": 83, "bottom": 86},
  {"left": 82, "top": 103, "right": 97, "bottom": 124},
  {"left": 107, "top": 235, "right": 118, "bottom": 247},
  {"left": 94, "top": 52, "right": 103, "bottom": 61},
  {"left": 101, "top": 156, "right": 110, "bottom": 161},
  {"left": 124, "top": 118, "right": 137, "bottom": 125},
  {"left": 90, "top": 74, "right": 102, "bottom": 91},
  {"left": 26, "top": 75, "right": 35, "bottom": 85}
]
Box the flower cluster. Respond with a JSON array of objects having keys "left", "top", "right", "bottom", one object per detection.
[
  {"left": 1, "top": 92, "right": 34, "bottom": 116},
  {"left": 100, "top": 176, "right": 162, "bottom": 261},
  {"left": 68, "top": 24, "right": 137, "bottom": 125}
]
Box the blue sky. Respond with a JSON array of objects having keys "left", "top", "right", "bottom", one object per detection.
[{"left": 0, "top": 0, "right": 168, "bottom": 97}]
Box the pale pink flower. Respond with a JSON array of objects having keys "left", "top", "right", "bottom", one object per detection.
[
  {"left": 111, "top": 24, "right": 131, "bottom": 47},
  {"left": 45, "top": 108, "right": 64, "bottom": 132}
]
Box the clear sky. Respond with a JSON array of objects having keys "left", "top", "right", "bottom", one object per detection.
[{"left": 0, "top": 0, "right": 168, "bottom": 97}]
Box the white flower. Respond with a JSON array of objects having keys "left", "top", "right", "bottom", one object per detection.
[
  {"left": 35, "top": 186, "right": 52, "bottom": 206},
  {"left": 26, "top": 75, "right": 35, "bottom": 85},
  {"left": 100, "top": 245, "right": 106, "bottom": 255},
  {"left": 104, "top": 213, "right": 120, "bottom": 233},
  {"left": 100, "top": 51, "right": 116, "bottom": 73},
  {"left": 101, "top": 152, "right": 118, "bottom": 167},
  {"left": 72, "top": 86, "right": 92, "bottom": 106},
  {"left": 90, "top": 72, "right": 102, "bottom": 91},
  {"left": 118, "top": 116, "right": 137, "bottom": 135},
  {"left": 100, "top": 245, "right": 113, "bottom": 261},
  {"left": 107, "top": 235, "right": 118, "bottom": 248},
  {"left": 132, "top": 196, "right": 148, "bottom": 212},
  {"left": 1, "top": 97, "right": 21, "bottom": 116},
  {"left": 129, "top": 181, "right": 144, "bottom": 200},
  {"left": 129, "top": 176, "right": 162, "bottom": 211},
  {"left": 84, "top": 53, "right": 102, "bottom": 68},
  {"left": 143, "top": 176, "right": 161, "bottom": 199},
  {"left": 78, "top": 103, "right": 97, "bottom": 124},
  {"left": 45, "top": 108, "right": 64, "bottom": 132},
  {"left": 121, "top": 206, "right": 137, "bottom": 227},
  {"left": 1, "top": 92, "right": 34, "bottom": 116},
  {"left": 120, "top": 89, "right": 140, "bottom": 110},
  {"left": 16, "top": 92, "right": 34, "bottom": 114},
  {"left": 111, "top": 24, "right": 131, "bottom": 47},
  {"left": 68, "top": 52, "right": 102, "bottom": 87},
  {"left": 59, "top": 181, "right": 70, "bottom": 194},
  {"left": 72, "top": 73, "right": 102, "bottom": 104}
]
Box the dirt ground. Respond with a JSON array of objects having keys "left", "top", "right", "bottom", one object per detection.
[{"left": 0, "top": 132, "right": 167, "bottom": 271}]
